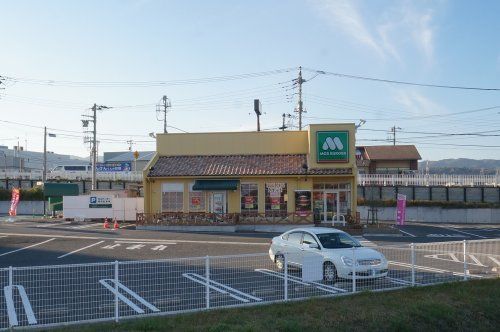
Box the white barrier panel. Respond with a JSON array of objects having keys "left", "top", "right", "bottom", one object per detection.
[{"left": 63, "top": 196, "right": 144, "bottom": 220}]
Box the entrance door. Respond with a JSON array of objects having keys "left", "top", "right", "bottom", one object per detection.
[
  {"left": 325, "top": 192, "right": 338, "bottom": 223},
  {"left": 211, "top": 192, "right": 226, "bottom": 214}
]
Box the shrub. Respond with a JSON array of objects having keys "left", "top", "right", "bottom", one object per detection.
[{"left": 357, "top": 198, "right": 500, "bottom": 209}]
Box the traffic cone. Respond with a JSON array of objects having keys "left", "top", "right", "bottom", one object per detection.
[
  {"left": 113, "top": 218, "right": 119, "bottom": 230},
  {"left": 103, "top": 218, "right": 110, "bottom": 229}
]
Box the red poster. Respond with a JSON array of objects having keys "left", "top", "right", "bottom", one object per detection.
[
  {"left": 191, "top": 196, "right": 201, "bottom": 208},
  {"left": 244, "top": 196, "right": 254, "bottom": 209},
  {"left": 9, "top": 188, "right": 20, "bottom": 216}
]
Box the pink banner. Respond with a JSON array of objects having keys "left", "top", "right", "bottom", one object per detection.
[
  {"left": 396, "top": 193, "right": 406, "bottom": 225},
  {"left": 9, "top": 188, "right": 20, "bottom": 216}
]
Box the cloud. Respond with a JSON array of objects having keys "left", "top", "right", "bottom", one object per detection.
[
  {"left": 393, "top": 89, "right": 444, "bottom": 116},
  {"left": 309, "top": 0, "right": 437, "bottom": 63}
]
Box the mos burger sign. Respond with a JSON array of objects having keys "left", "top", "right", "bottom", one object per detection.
[{"left": 316, "top": 131, "right": 349, "bottom": 163}]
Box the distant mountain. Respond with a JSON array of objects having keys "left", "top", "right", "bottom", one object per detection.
[{"left": 419, "top": 159, "right": 500, "bottom": 175}]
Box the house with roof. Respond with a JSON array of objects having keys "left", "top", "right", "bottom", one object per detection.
[{"left": 355, "top": 145, "right": 422, "bottom": 174}]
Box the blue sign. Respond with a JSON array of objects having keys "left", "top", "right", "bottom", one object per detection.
[{"left": 96, "top": 162, "right": 132, "bottom": 172}]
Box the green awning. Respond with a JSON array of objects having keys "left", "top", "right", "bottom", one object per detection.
[
  {"left": 43, "top": 183, "right": 80, "bottom": 197},
  {"left": 192, "top": 179, "right": 239, "bottom": 191}
]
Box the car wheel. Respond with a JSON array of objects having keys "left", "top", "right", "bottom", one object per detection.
[
  {"left": 275, "top": 254, "right": 285, "bottom": 272},
  {"left": 323, "top": 262, "right": 337, "bottom": 282}
]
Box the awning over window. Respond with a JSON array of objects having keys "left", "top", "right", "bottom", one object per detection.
[{"left": 192, "top": 179, "right": 239, "bottom": 191}]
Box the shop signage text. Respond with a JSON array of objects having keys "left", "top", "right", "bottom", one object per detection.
[{"left": 89, "top": 196, "right": 112, "bottom": 208}]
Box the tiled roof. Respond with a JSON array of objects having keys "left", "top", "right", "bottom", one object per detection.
[
  {"left": 147, "top": 154, "right": 352, "bottom": 177},
  {"left": 361, "top": 145, "right": 421, "bottom": 161}
]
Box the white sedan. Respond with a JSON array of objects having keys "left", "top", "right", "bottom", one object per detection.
[{"left": 269, "top": 227, "right": 388, "bottom": 282}]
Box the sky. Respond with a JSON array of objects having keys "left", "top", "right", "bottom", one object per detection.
[{"left": 0, "top": 0, "right": 499, "bottom": 161}]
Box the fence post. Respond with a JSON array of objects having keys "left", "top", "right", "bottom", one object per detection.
[
  {"left": 410, "top": 243, "right": 415, "bottom": 286},
  {"left": 114, "top": 260, "right": 119, "bottom": 322},
  {"left": 463, "top": 240, "right": 468, "bottom": 281},
  {"left": 8, "top": 265, "right": 12, "bottom": 288},
  {"left": 352, "top": 247, "right": 356, "bottom": 293},
  {"left": 284, "top": 254, "right": 288, "bottom": 301},
  {"left": 205, "top": 256, "right": 210, "bottom": 309}
]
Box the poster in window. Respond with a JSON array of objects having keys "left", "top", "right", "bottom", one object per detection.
[
  {"left": 191, "top": 196, "right": 201, "bottom": 209},
  {"left": 295, "top": 191, "right": 311, "bottom": 216},
  {"left": 244, "top": 196, "right": 254, "bottom": 209}
]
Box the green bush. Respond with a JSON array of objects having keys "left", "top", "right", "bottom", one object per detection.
[
  {"left": 0, "top": 187, "right": 44, "bottom": 201},
  {"left": 357, "top": 197, "right": 500, "bottom": 209}
]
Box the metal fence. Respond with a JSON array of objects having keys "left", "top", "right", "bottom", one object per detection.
[
  {"left": 0, "top": 239, "right": 498, "bottom": 329},
  {"left": 359, "top": 174, "right": 499, "bottom": 187}
]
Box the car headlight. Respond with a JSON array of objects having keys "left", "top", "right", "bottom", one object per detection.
[{"left": 341, "top": 256, "right": 354, "bottom": 266}]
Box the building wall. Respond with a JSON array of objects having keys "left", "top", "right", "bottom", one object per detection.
[
  {"left": 156, "top": 131, "right": 309, "bottom": 156},
  {"left": 145, "top": 124, "right": 358, "bottom": 216}
]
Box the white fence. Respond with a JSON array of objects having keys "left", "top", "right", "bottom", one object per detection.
[
  {"left": 0, "top": 170, "right": 143, "bottom": 182},
  {"left": 0, "top": 239, "right": 498, "bottom": 329},
  {"left": 358, "top": 174, "right": 499, "bottom": 187}
]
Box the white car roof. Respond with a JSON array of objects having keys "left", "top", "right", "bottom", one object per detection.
[{"left": 285, "top": 227, "right": 345, "bottom": 235}]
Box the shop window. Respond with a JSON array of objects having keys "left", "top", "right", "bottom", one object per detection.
[
  {"left": 295, "top": 191, "right": 311, "bottom": 215},
  {"left": 189, "top": 183, "right": 206, "bottom": 212},
  {"left": 265, "top": 182, "right": 287, "bottom": 214},
  {"left": 240, "top": 183, "right": 258, "bottom": 214},
  {"left": 161, "top": 183, "right": 184, "bottom": 212}
]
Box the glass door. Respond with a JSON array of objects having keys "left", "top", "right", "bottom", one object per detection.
[
  {"left": 325, "top": 192, "right": 338, "bottom": 223},
  {"left": 211, "top": 192, "right": 226, "bottom": 214},
  {"left": 313, "top": 191, "right": 324, "bottom": 222}
]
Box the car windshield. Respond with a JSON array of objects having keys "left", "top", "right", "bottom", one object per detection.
[{"left": 316, "top": 233, "right": 362, "bottom": 249}]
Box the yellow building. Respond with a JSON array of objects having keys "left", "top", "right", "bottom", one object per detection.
[{"left": 143, "top": 124, "right": 357, "bottom": 224}]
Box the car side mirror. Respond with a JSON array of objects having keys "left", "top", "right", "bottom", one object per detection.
[{"left": 308, "top": 243, "right": 319, "bottom": 249}]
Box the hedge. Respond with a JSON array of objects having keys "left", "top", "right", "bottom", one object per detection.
[
  {"left": 0, "top": 187, "right": 44, "bottom": 201},
  {"left": 357, "top": 198, "right": 500, "bottom": 209}
]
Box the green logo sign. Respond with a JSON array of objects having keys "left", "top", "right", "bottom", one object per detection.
[{"left": 316, "top": 131, "right": 349, "bottom": 163}]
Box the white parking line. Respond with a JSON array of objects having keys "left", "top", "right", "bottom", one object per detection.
[
  {"left": 388, "top": 260, "right": 484, "bottom": 279},
  {"left": 71, "top": 223, "right": 101, "bottom": 229},
  {"left": 488, "top": 256, "right": 500, "bottom": 266},
  {"left": 449, "top": 253, "right": 460, "bottom": 262},
  {"left": 386, "top": 276, "right": 420, "bottom": 286},
  {"left": 0, "top": 232, "right": 268, "bottom": 246},
  {"left": 183, "top": 272, "right": 262, "bottom": 303},
  {"left": 445, "top": 228, "right": 487, "bottom": 239},
  {"left": 468, "top": 254, "right": 486, "bottom": 267},
  {"left": 35, "top": 221, "right": 72, "bottom": 228},
  {"left": 0, "top": 238, "right": 56, "bottom": 257},
  {"left": 99, "top": 279, "right": 159, "bottom": 314},
  {"left": 57, "top": 241, "right": 105, "bottom": 258},
  {"left": 255, "top": 269, "right": 347, "bottom": 293},
  {"left": 4, "top": 285, "right": 37, "bottom": 326},
  {"left": 396, "top": 228, "right": 416, "bottom": 237}
]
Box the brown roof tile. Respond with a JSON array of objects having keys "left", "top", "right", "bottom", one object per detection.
[
  {"left": 361, "top": 145, "right": 421, "bottom": 161},
  {"left": 147, "top": 154, "right": 352, "bottom": 177}
]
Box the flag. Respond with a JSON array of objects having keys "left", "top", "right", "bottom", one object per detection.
[{"left": 9, "top": 188, "right": 20, "bottom": 216}]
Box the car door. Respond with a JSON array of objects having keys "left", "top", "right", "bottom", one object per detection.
[
  {"left": 300, "top": 232, "right": 321, "bottom": 260},
  {"left": 285, "top": 231, "right": 304, "bottom": 266}
]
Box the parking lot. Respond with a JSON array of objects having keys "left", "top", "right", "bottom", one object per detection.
[{"left": 0, "top": 219, "right": 499, "bottom": 328}]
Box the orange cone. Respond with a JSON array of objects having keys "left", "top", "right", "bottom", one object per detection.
[
  {"left": 103, "top": 218, "right": 110, "bottom": 229},
  {"left": 113, "top": 218, "right": 119, "bottom": 230}
]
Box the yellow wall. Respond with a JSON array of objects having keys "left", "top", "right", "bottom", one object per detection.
[
  {"left": 156, "top": 131, "right": 309, "bottom": 156},
  {"left": 307, "top": 123, "right": 357, "bottom": 169}
]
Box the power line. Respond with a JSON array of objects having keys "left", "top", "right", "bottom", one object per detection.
[
  {"left": 302, "top": 67, "right": 500, "bottom": 91},
  {"left": 1, "top": 68, "right": 297, "bottom": 88}
]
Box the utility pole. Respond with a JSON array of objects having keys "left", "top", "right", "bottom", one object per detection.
[
  {"left": 390, "top": 126, "right": 401, "bottom": 146},
  {"left": 156, "top": 95, "right": 171, "bottom": 134},
  {"left": 82, "top": 103, "right": 110, "bottom": 191},
  {"left": 126, "top": 140, "right": 134, "bottom": 151},
  {"left": 43, "top": 127, "right": 47, "bottom": 183},
  {"left": 295, "top": 66, "right": 305, "bottom": 130},
  {"left": 279, "top": 113, "right": 292, "bottom": 131}
]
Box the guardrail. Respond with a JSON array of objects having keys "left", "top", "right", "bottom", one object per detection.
[
  {"left": 358, "top": 174, "right": 499, "bottom": 187},
  {"left": 0, "top": 238, "right": 497, "bottom": 329}
]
